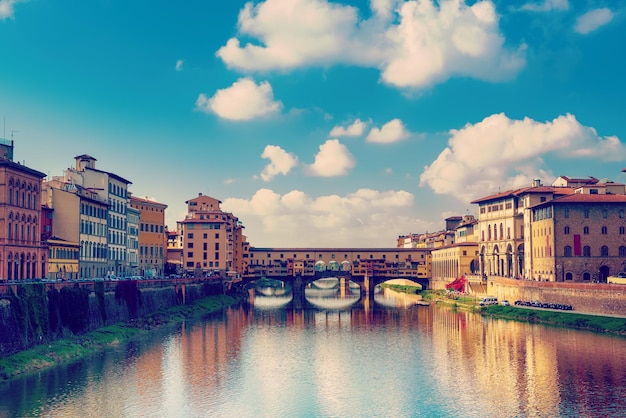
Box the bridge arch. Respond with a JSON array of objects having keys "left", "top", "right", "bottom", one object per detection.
[{"left": 315, "top": 260, "right": 326, "bottom": 271}]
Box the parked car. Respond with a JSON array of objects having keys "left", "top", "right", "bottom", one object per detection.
[
  {"left": 500, "top": 300, "right": 510, "bottom": 306},
  {"left": 479, "top": 297, "right": 498, "bottom": 306}
]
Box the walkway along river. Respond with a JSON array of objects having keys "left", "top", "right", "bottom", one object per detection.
[{"left": 1, "top": 283, "right": 625, "bottom": 417}]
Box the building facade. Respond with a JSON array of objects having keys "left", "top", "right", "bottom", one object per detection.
[
  {"left": 42, "top": 179, "right": 109, "bottom": 279},
  {"left": 0, "top": 139, "right": 47, "bottom": 280},
  {"left": 66, "top": 155, "right": 132, "bottom": 277},
  {"left": 529, "top": 189, "right": 626, "bottom": 282},
  {"left": 127, "top": 205, "right": 140, "bottom": 276},
  {"left": 180, "top": 193, "right": 247, "bottom": 277},
  {"left": 130, "top": 195, "right": 167, "bottom": 278}
]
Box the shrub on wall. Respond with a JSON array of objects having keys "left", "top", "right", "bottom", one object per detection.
[
  {"left": 114, "top": 280, "right": 141, "bottom": 319},
  {"left": 59, "top": 285, "right": 90, "bottom": 334}
]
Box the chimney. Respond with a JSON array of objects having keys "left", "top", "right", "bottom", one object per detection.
[{"left": 532, "top": 179, "right": 542, "bottom": 187}]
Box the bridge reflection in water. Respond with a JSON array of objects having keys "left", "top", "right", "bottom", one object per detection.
[{"left": 247, "top": 275, "right": 421, "bottom": 311}]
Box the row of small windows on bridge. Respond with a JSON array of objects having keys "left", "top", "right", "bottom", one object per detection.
[{"left": 252, "top": 253, "right": 422, "bottom": 260}]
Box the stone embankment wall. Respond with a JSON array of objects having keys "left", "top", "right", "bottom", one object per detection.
[
  {"left": 491, "top": 277, "right": 626, "bottom": 316},
  {"left": 0, "top": 281, "right": 223, "bottom": 358}
]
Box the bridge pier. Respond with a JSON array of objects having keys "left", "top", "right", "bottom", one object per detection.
[
  {"left": 362, "top": 275, "right": 374, "bottom": 295},
  {"left": 292, "top": 274, "right": 306, "bottom": 310}
]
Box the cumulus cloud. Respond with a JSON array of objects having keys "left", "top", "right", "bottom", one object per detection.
[
  {"left": 175, "top": 59, "right": 184, "bottom": 71},
  {"left": 575, "top": 8, "right": 614, "bottom": 34},
  {"left": 519, "top": 0, "right": 568, "bottom": 12},
  {"left": 306, "top": 139, "right": 356, "bottom": 177},
  {"left": 0, "top": 0, "right": 21, "bottom": 19},
  {"left": 195, "top": 77, "right": 282, "bottom": 120},
  {"left": 366, "top": 119, "right": 410, "bottom": 143},
  {"left": 222, "top": 188, "right": 419, "bottom": 247},
  {"left": 260, "top": 145, "right": 299, "bottom": 181},
  {"left": 217, "top": 0, "right": 525, "bottom": 89},
  {"left": 329, "top": 119, "right": 367, "bottom": 137},
  {"left": 419, "top": 113, "right": 626, "bottom": 202}
]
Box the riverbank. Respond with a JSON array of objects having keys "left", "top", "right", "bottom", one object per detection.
[
  {"left": 480, "top": 305, "right": 626, "bottom": 337},
  {"left": 422, "top": 290, "right": 626, "bottom": 336},
  {"left": 0, "top": 294, "right": 238, "bottom": 383}
]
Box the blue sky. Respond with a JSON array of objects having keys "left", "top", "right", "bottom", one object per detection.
[{"left": 1, "top": 0, "right": 624, "bottom": 247}]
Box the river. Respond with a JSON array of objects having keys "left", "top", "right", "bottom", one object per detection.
[{"left": 1, "top": 281, "right": 626, "bottom": 417}]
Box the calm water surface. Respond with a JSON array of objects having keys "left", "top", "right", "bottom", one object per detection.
[{"left": 1, "top": 284, "right": 626, "bottom": 417}]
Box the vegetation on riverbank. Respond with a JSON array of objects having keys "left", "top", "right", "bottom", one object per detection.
[
  {"left": 481, "top": 305, "right": 626, "bottom": 336},
  {"left": 380, "top": 283, "right": 422, "bottom": 294},
  {"left": 0, "top": 294, "right": 238, "bottom": 382},
  {"left": 421, "top": 290, "right": 480, "bottom": 311}
]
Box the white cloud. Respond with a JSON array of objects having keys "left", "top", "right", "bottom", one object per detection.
[
  {"left": 519, "top": 0, "right": 568, "bottom": 12},
  {"left": 306, "top": 139, "right": 355, "bottom": 177},
  {"left": 419, "top": 113, "right": 626, "bottom": 202},
  {"left": 575, "top": 8, "right": 614, "bottom": 35},
  {"left": 366, "top": 119, "right": 410, "bottom": 143},
  {"left": 175, "top": 59, "right": 184, "bottom": 71},
  {"left": 329, "top": 119, "right": 367, "bottom": 137},
  {"left": 195, "top": 77, "right": 282, "bottom": 120},
  {"left": 222, "top": 188, "right": 419, "bottom": 247},
  {"left": 260, "top": 145, "right": 299, "bottom": 181},
  {"left": 0, "top": 0, "right": 21, "bottom": 19},
  {"left": 217, "top": 0, "right": 525, "bottom": 89}
]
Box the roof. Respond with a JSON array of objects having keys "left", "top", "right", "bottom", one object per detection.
[
  {"left": 130, "top": 194, "right": 168, "bottom": 208},
  {"left": 551, "top": 194, "right": 626, "bottom": 204},
  {"left": 531, "top": 193, "right": 626, "bottom": 208},
  {"left": 0, "top": 159, "right": 47, "bottom": 179},
  {"left": 556, "top": 176, "right": 598, "bottom": 184},
  {"left": 471, "top": 185, "right": 574, "bottom": 204},
  {"left": 84, "top": 166, "right": 132, "bottom": 185}
]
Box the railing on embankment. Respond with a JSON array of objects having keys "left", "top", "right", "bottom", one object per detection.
[{"left": 491, "top": 277, "right": 626, "bottom": 317}]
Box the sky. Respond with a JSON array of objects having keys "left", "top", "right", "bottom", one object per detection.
[{"left": 1, "top": 0, "right": 625, "bottom": 248}]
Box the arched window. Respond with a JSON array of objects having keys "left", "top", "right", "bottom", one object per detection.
[
  {"left": 8, "top": 223, "right": 11, "bottom": 240},
  {"left": 583, "top": 272, "right": 591, "bottom": 281},
  {"left": 602, "top": 226, "right": 608, "bottom": 235},
  {"left": 500, "top": 223, "right": 504, "bottom": 240},
  {"left": 601, "top": 246, "right": 609, "bottom": 257},
  {"left": 488, "top": 225, "right": 492, "bottom": 240},
  {"left": 565, "top": 272, "right": 573, "bottom": 281},
  {"left": 564, "top": 246, "right": 572, "bottom": 257},
  {"left": 620, "top": 246, "right": 626, "bottom": 257},
  {"left": 583, "top": 226, "right": 589, "bottom": 234},
  {"left": 583, "top": 246, "right": 591, "bottom": 257}
]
